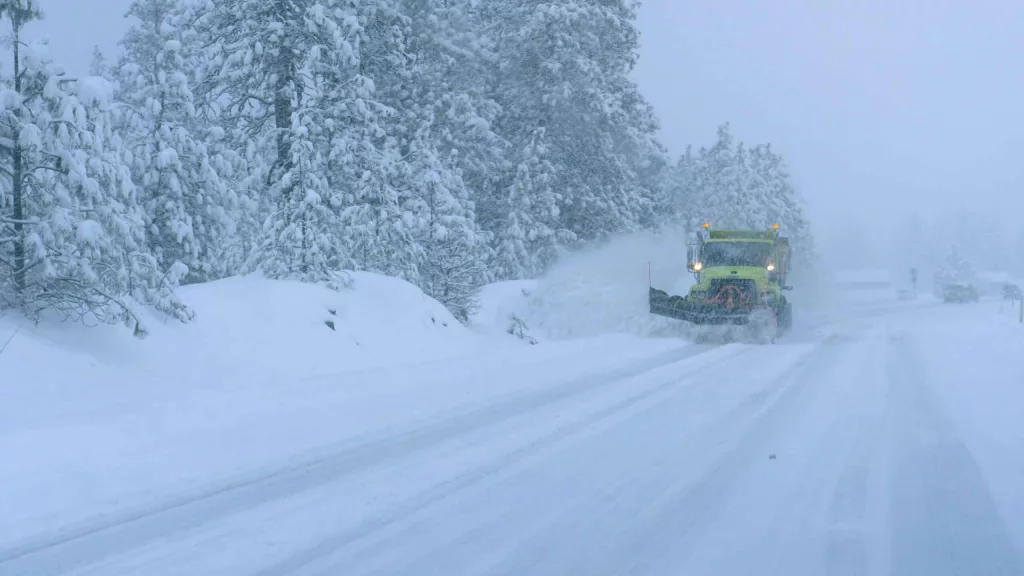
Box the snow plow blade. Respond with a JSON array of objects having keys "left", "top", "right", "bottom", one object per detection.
[{"left": 649, "top": 287, "right": 754, "bottom": 325}]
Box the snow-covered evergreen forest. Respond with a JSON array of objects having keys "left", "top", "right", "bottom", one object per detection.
[{"left": 0, "top": 0, "right": 813, "bottom": 333}]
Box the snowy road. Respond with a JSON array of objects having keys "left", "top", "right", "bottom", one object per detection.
[{"left": 3, "top": 302, "right": 1024, "bottom": 575}]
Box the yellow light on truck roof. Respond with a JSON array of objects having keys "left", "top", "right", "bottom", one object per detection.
[
  {"left": 703, "top": 222, "right": 711, "bottom": 228},
  {"left": 771, "top": 224, "right": 780, "bottom": 229}
]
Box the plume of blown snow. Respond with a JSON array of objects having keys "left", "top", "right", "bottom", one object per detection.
[{"left": 515, "top": 226, "right": 699, "bottom": 340}]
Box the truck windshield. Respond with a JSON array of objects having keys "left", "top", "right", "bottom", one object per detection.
[{"left": 701, "top": 241, "right": 772, "bottom": 268}]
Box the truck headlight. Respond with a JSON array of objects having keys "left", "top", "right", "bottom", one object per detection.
[
  {"left": 693, "top": 261, "right": 703, "bottom": 271},
  {"left": 766, "top": 263, "right": 775, "bottom": 271}
]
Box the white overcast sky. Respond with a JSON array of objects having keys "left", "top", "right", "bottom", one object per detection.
[
  {"left": 15, "top": 0, "right": 1024, "bottom": 248},
  {"left": 631, "top": 0, "right": 1024, "bottom": 238}
]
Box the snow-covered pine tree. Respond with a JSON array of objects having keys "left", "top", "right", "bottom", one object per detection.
[
  {"left": 661, "top": 145, "right": 699, "bottom": 228},
  {"left": 0, "top": 0, "right": 40, "bottom": 311},
  {"left": 750, "top": 143, "right": 814, "bottom": 253},
  {"left": 256, "top": 30, "right": 339, "bottom": 283},
  {"left": 607, "top": 73, "right": 666, "bottom": 232},
  {"left": 728, "top": 142, "right": 763, "bottom": 226},
  {"left": 632, "top": 139, "right": 673, "bottom": 231},
  {"left": 192, "top": 0, "right": 394, "bottom": 286},
  {"left": 483, "top": 0, "right": 657, "bottom": 264},
  {"left": 397, "top": 0, "right": 504, "bottom": 216},
  {"left": 0, "top": 1, "right": 189, "bottom": 333},
  {"left": 396, "top": 122, "right": 488, "bottom": 319},
  {"left": 679, "top": 124, "right": 817, "bottom": 270},
  {"left": 688, "top": 126, "right": 811, "bottom": 239},
  {"left": 609, "top": 73, "right": 671, "bottom": 232},
  {"left": 356, "top": 0, "right": 496, "bottom": 317},
  {"left": 89, "top": 46, "right": 109, "bottom": 78},
  {"left": 746, "top": 144, "right": 776, "bottom": 226},
  {"left": 115, "top": 0, "right": 238, "bottom": 284},
  {"left": 694, "top": 123, "right": 742, "bottom": 226},
  {"left": 179, "top": 0, "right": 252, "bottom": 276},
  {"left": 492, "top": 127, "right": 565, "bottom": 279},
  {"left": 407, "top": 143, "right": 488, "bottom": 321},
  {"left": 934, "top": 244, "right": 975, "bottom": 289},
  {"left": 322, "top": 0, "right": 423, "bottom": 283}
]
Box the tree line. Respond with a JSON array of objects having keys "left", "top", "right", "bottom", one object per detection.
[{"left": 0, "top": 0, "right": 813, "bottom": 332}]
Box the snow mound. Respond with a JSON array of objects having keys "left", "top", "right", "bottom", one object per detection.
[
  {"left": 472, "top": 279, "right": 539, "bottom": 338},
  {"left": 153, "top": 272, "right": 473, "bottom": 381},
  {"left": 515, "top": 228, "right": 696, "bottom": 340},
  {"left": 1, "top": 271, "right": 474, "bottom": 416}
]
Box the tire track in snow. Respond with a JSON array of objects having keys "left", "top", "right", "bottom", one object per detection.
[
  {"left": 58, "top": 344, "right": 768, "bottom": 576},
  {"left": 826, "top": 449, "right": 871, "bottom": 575},
  {"left": 290, "top": 344, "right": 826, "bottom": 576},
  {"left": 885, "top": 331, "right": 1023, "bottom": 576},
  {"left": 249, "top": 345, "right": 767, "bottom": 576},
  {"left": 605, "top": 331, "right": 853, "bottom": 575},
  {"left": 679, "top": 327, "right": 887, "bottom": 576},
  {"left": 476, "top": 342, "right": 838, "bottom": 576},
  {"left": 0, "top": 342, "right": 737, "bottom": 576},
  {"left": 694, "top": 327, "right": 885, "bottom": 576},
  {"left": 820, "top": 329, "right": 889, "bottom": 576}
]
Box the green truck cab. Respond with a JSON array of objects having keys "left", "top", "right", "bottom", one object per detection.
[{"left": 649, "top": 224, "right": 793, "bottom": 340}]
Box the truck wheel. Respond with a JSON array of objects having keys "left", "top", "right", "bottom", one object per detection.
[{"left": 777, "top": 300, "right": 793, "bottom": 333}]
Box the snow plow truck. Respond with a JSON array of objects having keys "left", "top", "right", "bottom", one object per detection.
[{"left": 649, "top": 223, "right": 793, "bottom": 343}]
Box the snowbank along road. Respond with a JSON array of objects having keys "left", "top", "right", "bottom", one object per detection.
[{"left": 2, "top": 300, "right": 1023, "bottom": 575}]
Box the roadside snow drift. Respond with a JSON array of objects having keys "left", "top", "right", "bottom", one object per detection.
[
  {"left": 2, "top": 271, "right": 473, "bottom": 399},
  {"left": 153, "top": 272, "right": 477, "bottom": 381}
]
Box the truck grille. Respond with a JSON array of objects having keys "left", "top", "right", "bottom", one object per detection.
[{"left": 708, "top": 278, "right": 758, "bottom": 304}]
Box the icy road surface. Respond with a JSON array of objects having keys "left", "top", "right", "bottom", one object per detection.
[{"left": 3, "top": 302, "right": 1024, "bottom": 575}]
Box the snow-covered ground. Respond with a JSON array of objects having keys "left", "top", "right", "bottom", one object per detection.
[
  {"left": 0, "top": 269, "right": 688, "bottom": 552},
  {"left": 2, "top": 259, "right": 1024, "bottom": 575}
]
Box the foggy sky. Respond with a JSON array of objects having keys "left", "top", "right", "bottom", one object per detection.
[
  {"left": 632, "top": 0, "right": 1024, "bottom": 240},
  {"left": 15, "top": 0, "right": 1024, "bottom": 253}
]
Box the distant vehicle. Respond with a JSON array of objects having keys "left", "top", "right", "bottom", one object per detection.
[
  {"left": 943, "top": 284, "right": 979, "bottom": 303},
  {"left": 1003, "top": 284, "right": 1022, "bottom": 301}
]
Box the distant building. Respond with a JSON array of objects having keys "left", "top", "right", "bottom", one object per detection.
[
  {"left": 833, "top": 269, "right": 894, "bottom": 290},
  {"left": 833, "top": 269, "right": 898, "bottom": 304}
]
